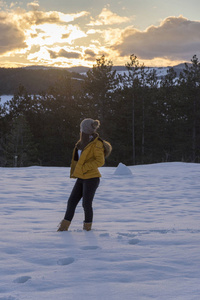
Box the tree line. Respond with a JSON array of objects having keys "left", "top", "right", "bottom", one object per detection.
[
  {"left": 0, "top": 67, "right": 84, "bottom": 95},
  {"left": 0, "top": 55, "right": 200, "bottom": 167}
]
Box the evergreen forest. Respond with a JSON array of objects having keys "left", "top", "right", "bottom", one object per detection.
[{"left": 0, "top": 55, "right": 200, "bottom": 167}]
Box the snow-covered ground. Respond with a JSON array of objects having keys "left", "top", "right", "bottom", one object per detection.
[
  {"left": 115, "top": 67, "right": 170, "bottom": 78},
  {"left": 0, "top": 95, "right": 13, "bottom": 105},
  {"left": 1, "top": 162, "right": 200, "bottom": 300}
]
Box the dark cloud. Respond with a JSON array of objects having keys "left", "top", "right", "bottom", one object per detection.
[
  {"left": 62, "top": 32, "right": 71, "bottom": 39},
  {"left": 0, "top": 21, "right": 27, "bottom": 54},
  {"left": 49, "top": 50, "right": 57, "bottom": 59},
  {"left": 113, "top": 16, "right": 200, "bottom": 61},
  {"left": 49, "top": 49, "right": 81, "bottom": 59},
  {"left": 24, "top": 11, "right": 61, "bottom": 26},
  {"left": 85, "top": 49, "right": 96, "bottom": 57},
  {"left": 84, "top": 49, "right": 96, "bottom": 61},
  {"left": 22, "top": 10, "right": 88, "bottom": 27}
]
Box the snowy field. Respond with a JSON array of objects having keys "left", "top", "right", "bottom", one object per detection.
[
  {"left": 0, "top": 95, "right": 13, "bottom": 105},
  {"left": 1, "top": 162, "right": 200, "bottom": 300}
]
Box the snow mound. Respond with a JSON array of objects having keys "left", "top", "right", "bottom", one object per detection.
[{"left": 114, "top": 162, "right": 133, "bottom": 176}]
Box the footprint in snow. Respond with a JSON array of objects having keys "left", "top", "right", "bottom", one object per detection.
[
  {"left": 80, "top": 246, "right": 101, "bottom": 250},
  {"left": 57, "top": 257, "right": 75, "bottom": 266},
  {"left": 13, "top": 276, "right": 31, "bottom": 283},
  {"left": 99, "top": 233, "right": 110, "bottom": 237},
  {"left": 128, "top": 239, "right": 141, "bottom": 245}
]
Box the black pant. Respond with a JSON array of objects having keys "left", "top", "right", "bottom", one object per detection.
[{"left": 64, "top": 177, "right": 100, "bottom": 223}]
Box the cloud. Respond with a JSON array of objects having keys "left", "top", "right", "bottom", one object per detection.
[
  {"left": 28, "top": 44, "right": 40, "bottom": 54},
  {"left": 112, "top": 16, "right": 200, "bottom": 61},
  {"left": 0, "top": 7, "right": 88, "bottom": 55},
  {"left": 83, "top": 49, "right": 97, "bottom": 61},
  {"left": 49, "top": 49, "right": 81, "bottom": 59},
  {"left": 27, "top": 1, "right": 40, "bottom": 10},
  {"left": 0, "top": 13, "right": 27, "bottom": 54},
  {"left": 62, "top": 32, "right": 70, "bottom": 39},
  {"left": 84, "top": 49, "right": 96, "bottom": 57},
  {"left": 103, "top": 28, "right": 124, "bottom": 45},
  {"left": 23, "top": 10, "right": 89, "bottom": 27},
  {"left": 5, "top": 8, "right": 89, "bottom": 31},
  {"left": 23, "top": 11, "right": 65, "bottom": 26},
  {"left": 1, "top": 3, "right": 198, "bottom": 68},
  {"left": 60, "top": 24, "right": 87, "bottom": 43},
  {"left": 88, "top": 8, "right": 130, "bottom": 26}
]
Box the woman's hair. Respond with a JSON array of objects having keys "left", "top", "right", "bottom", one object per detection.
[{"left": 76, "top": 132, "right": 97, "bottom": 150}]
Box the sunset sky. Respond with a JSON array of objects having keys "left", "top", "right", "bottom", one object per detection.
[{"left": 0, "top": 0, "right": 200, "bottom": 68}]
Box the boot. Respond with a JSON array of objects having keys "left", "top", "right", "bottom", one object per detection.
[
  {"left": 57, "top": 219, "right": 71, "bottom": 231},
  {"left": 83, "top": 222, "right": 92, "bottom": 231}
]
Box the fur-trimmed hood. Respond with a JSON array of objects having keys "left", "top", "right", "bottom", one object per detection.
[{"left": 99, "top": 138, "right": 112, "bottom": 158}]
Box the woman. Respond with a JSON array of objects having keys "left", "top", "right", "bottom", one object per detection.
[{"left": 57, "top": 118, "right": 112, "bottom": 231}]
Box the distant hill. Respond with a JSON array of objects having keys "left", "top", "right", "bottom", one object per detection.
[
  {"left": 0, "top": 63, "right": 190, "bottom": 95},
  {"left": 24, "top": 63, "right": 189, "bottom": 74},
  {"left": 0, "top": 67, "right": 84, "bottom": 95},
  {"left": 66, "top": 63, "right": 189, "bottom": 78}
]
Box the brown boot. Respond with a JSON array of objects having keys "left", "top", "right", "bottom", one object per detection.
[
  {"left": 57, "top": 219, "right": 71, "bottom": 231},
  {"left": 83, "top": 222, "right": 92, "bottom": 231}
]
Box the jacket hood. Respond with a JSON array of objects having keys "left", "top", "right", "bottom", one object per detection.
[{"left": 101, "top": 139, "right": 112, "bottom": 158}]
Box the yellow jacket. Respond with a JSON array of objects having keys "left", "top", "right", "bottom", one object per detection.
[{"left": 70, "top": 137, "right": 105, "bottom": 179}]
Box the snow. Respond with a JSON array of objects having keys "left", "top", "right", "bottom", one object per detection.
[
  {"left": 0, "top": 95, "right": 13, "bottom": 104},
  {"left": 0, "top": 162, "right": 200, "bottom": 300},
  {"left": 116, "top": 67, "right": 169, "bottom": 78},
  {"left": 114, "top": 162, "right": 133, "bottom": 176}
]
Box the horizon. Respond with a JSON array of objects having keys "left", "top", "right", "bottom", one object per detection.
[
  {"left": 0, "top": 61, "right": 191, "bottom": 71},
  {"left": 0, "top": 1, "right": 199, "bottom": 69}
]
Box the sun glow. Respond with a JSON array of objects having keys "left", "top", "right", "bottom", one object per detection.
[
  {"left": 25, "top": 23, "right": 87, "bottom": 49},
  {"left": 26, "top": 24, "right": 66, "bottom": 47},
  {"left": 27, "top": 47, "right": 50, "bottom": 63}
]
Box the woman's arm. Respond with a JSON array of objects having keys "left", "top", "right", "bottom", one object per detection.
[{"left": 82, "top": 141, "right": 105, "bottom": 174}]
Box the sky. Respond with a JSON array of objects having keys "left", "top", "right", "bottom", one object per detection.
[{"left": 0, "top": 0, "right": 200, "bottom": 68}]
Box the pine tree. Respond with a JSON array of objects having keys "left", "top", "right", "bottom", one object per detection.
[
  {"left": 83, "top": 55, "right": 118, "bottom": 136},
  {"left": 124, "top": 54, "right": 150, "bottom": 164},
  {"left": 158, "top": 67, "right": 180, "bottom": 161},
  {"left": 0, "top": 99, "right": 7, "bottom": 166},
  {"left": 178, "top": 55, "right": 200, "bottom": 162},
  {"left": 5, "top": 115, "right": 38, "bottom": 167},
  {"left": 35, "top": 74, "right": 81, "bottom": 166}
]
